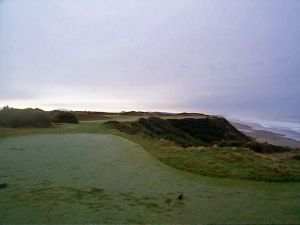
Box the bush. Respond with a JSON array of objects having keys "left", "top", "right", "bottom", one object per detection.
[
  {"left": 292, "top": 154, "right": 300, "bottom": 160},
  {"left": 50, "top": 111, "right": 78, "bottom": 124},
  {"left": 0, "top": 106, "right": 51, "bottom": 128}
]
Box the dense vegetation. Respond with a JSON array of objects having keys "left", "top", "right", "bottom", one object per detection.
[
  {"left": 0, "top": 107, "right": 78, "bottom": 128},
  {"left": 74, "top": 111, "right": 110, "bottom": 121},
  {"left": 105, "top": 117, "right": 292, "bottom": 153},
  {"left": 105, "top": 117, "right": 300, "bottom": 181},
  {"left": 50, "top": 111, "right": 79, "bottom": 124},
  {"left": 0, "top": 106, "right": 51, "bottom": 128}
]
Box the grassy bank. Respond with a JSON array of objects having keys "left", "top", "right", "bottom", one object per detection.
[
  {"left": 106, "top": 128, "right": 300, "bottom": 182},
  {"left": 104, "top": 117, "right": 300, "bottom": 182},
  {"left": 1, "top": 115, "right": 300, "bottom": 182}
]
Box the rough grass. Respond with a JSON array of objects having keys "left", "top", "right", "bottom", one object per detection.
[{"left": 151, "top": 144, "right": 300, "bottom": 182}]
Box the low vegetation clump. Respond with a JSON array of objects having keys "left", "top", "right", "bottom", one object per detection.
[
  {"left": 0, "top": 106, "right": 51, "bottom": 128},
  {"left": 50, "top": 111, "right": 79, "bottom": 124},
  {"left": 105, "top": 117, "right": 291, "bottom": 153},
  {"left": 0, "top": 107, "right": 79, "bottom": 128},
  {"left": 74, "top": 111, "right": 111, "bottom": 121},
  {"left": 292, "top": 154, "right": 300, "bottom": 160}
]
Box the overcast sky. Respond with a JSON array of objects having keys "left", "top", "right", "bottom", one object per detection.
[{"left": 1, "top": 0, "right": 300, "bottom": 119}]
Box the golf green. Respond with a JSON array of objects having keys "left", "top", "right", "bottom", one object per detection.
[{"left": 0, "top": 134, "right": 300, "bottom": 224}]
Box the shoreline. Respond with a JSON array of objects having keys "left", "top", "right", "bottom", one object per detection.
[{"left": 232, "top": 121, "right": 300, "bottom": 149}]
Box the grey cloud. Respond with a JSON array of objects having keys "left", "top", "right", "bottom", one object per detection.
[{"left": 0, "top": 0, "right": 300, "bottom": 119}]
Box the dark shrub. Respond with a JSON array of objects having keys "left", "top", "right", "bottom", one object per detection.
[
  {"left": 0, "top": 106, "right": 51, "bottom": 128},
  {"left": 292, "top": 154, "right": 300, "bottom": 160},
  {"left": 167, "top": 117, "right": 251, "bottom": 144},
  {"left": 50, "top": 111, "right": 78, "bottom": 124},
  {"left": 245, "top": 142, "right": 291, "bottom": 153}
]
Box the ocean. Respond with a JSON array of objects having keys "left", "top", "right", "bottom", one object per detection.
[{"left": 228, "top": 116, "right": 300, "bottom": 142}]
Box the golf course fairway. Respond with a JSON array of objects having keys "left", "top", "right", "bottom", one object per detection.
[{"left": 1, "top": 133, "right": 300, "bottom": 224}]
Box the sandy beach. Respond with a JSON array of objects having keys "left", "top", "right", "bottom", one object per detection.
[{"left": 232, "top": 122, "right": 300, "bottom": 149}]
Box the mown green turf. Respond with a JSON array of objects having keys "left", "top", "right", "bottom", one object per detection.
[{"left": 1, "top": 133, "right": 300, "bottom": 224}]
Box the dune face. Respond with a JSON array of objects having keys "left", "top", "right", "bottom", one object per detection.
[
  {"left": 106, "top": 117, "right": 250, "bottom": 147},
  {"left": 106, "top": 117, "right": 292, "bottom": 153}
]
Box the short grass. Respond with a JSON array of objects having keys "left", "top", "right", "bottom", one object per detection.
[{"left": 1, "top": 133, "right": 300, "bottom": 224}]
